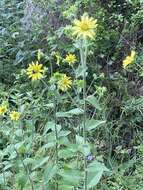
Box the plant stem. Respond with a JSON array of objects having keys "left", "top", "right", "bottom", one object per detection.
[
  {"left": 54, "top": 97, "right": 58, "bottom": 165},
  {"left": 54, "top": 95, "right": 59, "bottom": 190},
  {"left": 2, "top": 169, "right": 6, "bottom": 189},
  {"left": 80, "top": 39, "right": 88, "bottom": 190}
]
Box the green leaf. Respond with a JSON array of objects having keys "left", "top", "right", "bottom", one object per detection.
[
  {"left": 44, "top": 164, "right": 57, "bottom": 186},
  {"left": 56, "top": 111, "right": 71, "bottom": 118},
  {"left": 86, "top": 119, "right": 106, "bottom": 131},
  {"left": 87, "top": 170, "right": 103, "bottom": 188},
  {"left": 45, "top": 121, "right": 61, "bottom": 133},
  {"left": 67, "top": 108, "right": 84, "bottom": 115},
  {"left": 87, "top": 161, "right": 109, "bottom": 188},
  {"left": 46, "top": 103, "right": 54, "bottom": 108},
  {"left": 76, "top": 135, "right": 84, "bottom": 144},
  {"left": 88, "top": 160, "right": 109, "bottom": 172},
  {"left": 59, "top": 168, "right": 82, "bottom": 186},
  {"left": 75, "top": 64, "right": 87, "bottom": 78},
  {"left": 58, "top": 130, "right": 71, "bottom": 137},
  {"left": 16, "top": 173, "right": 28, "bottom": 190},
  {"left": 32, "top": 156, "right": 49, "bottom": 170},
  {"left": 59, "top": 185, "right": 74, "bottom": 190},
  {"left": 82, "top": 144, "right": 91, "bottom": 156},
  {"left": 76, "top": 135, "right": 91, "bottom": 156},
  {"left": 86, "top": 95, "right": 102, "bottom": 110},
  {"left": 58, "top": 148, "right": 75, "bottom": 159},
  {"left": 56, "top": 108, "right": 84, "bottom": 118},
  {"left": 42, "top": 142, "right": 55, "bottom": 149}
]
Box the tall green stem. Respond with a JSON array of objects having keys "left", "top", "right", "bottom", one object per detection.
[
  {"left": 54, "top": 97, "right": 58, "bottom": 165},
  {"left": 54, "top": 94, "right": 58, "bottom": 190},
  {"left": 80, "top": 39, "right": 88, "bottom": 190},
  {"left": 50, "top": 60, "right": 59, "bottom": 189}
]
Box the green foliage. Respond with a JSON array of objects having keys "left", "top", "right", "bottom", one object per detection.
[{"left": 1, "top": 0, "right": 143, "bottom": 190}]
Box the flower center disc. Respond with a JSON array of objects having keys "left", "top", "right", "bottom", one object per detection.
[
  {"left": 81, "top": 23, "right": 89, "bottom": 31},
  {"left": 32, "top": 69, "right": 39, "bottom": 74}
]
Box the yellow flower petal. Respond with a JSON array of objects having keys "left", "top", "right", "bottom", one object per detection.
[
  {"left": 65, "top": 53, "right": 77, "bottom": 65},
  {"left": 72, "top": 13, "right": 98, "bottom": 39},
  {"left": 58, "top": 75, "right": 72, "bottom": 91},
  {"left": 10, "top": 111, "right": 21, "bottom": 121},
  {"left": 123, "top": 50, "right": 136, "bottom": 69},
  {"left": 26, "top": 61, "right": 45, "bottom": 81}
]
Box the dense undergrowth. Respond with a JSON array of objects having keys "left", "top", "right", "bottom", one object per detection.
[{"left": 1, "top": 0, "right": 143, "bottom": 190}]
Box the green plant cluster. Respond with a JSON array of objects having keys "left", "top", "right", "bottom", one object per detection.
[{"left": 1, "top": 0, "right": 143, "bottom": 190}]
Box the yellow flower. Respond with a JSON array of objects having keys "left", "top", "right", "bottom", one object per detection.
[
  {"left": 72, "top": 13, "right": 98, "bottom": 39},
  {"left": 65, "top": 53, "right": 77, "bottom": 65},
  {"left": 10, "top": 111, "right": 21, "bottom": 121},
  {"left": 58, "top": 74, "right": 72, "bottom": 91},
  {"left": 0, "top": 105, "right": 7, "bottom": 116},
  {"left": 123, "top": 50, "right": 136, "bottom": 69},
  {"left": 26, "top": 61, "right": 44, "bottom": 81}
]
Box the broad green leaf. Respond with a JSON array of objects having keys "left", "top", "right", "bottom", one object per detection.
[
  {"left": 44, "top": 164, "right": 57, "bottom": 186},
  {"left": 45, "top": 121, "right": 61, "bottom": 133},
  {"left": 58, "top": 130, "right": 71, "bottom": 137},
  {"left": 82, "top": 144, "right": 91, "bottom": 156},
  {"left": 86, "top": 119, "right": 106, "bottom": 131},
  {"left": 87, "top": 161, "right": 109, "bottom": 188},
  {"left": 76, "top": 135, "right": 91, "bottom": 156},
  {"left": 56, "top": 111, "right": 71, "bottom": 118},
  {"left": 15, "top": 129, "right": 23, "bottom": 137},
  {"left": 87, "top": 170, "right": 103, "bottom": 188},
  {"left": 75, "top": 64, "right": 87, "bottom": 78},
  {"left": 15, "top": 141, "right": 26, "bottom": 154},
  {"left": 56, "top": 108, "right": 84, "bottom": 118},
  {"left": 76, "top": 135, "right": 84, "bottom": 144},
  {"left": 88, "top": 160, "right": 109, "bottom": 172},
  {"left": 58, "top": 149, "right": 75, "bottom": 159},
  {"left": 67, "top": 108, "right": 84, "bottom": 115},
  {"left": 32, "top": 156, "right": 49, "bottom": 170},
  {"left": 59, "top": 168, "right": 82, "bottom": 186},
  {"left": 86, "top": 95, "right": 102, "bottom": 110},
  {"left": 59, "top": 185, "right": 74, "bottom": 190},
  {"left": 23, "top": 158, "right": 34, "bottom": 166},
  {"left": 42, "top": 142, "right": 55, "bottom": 149}
]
